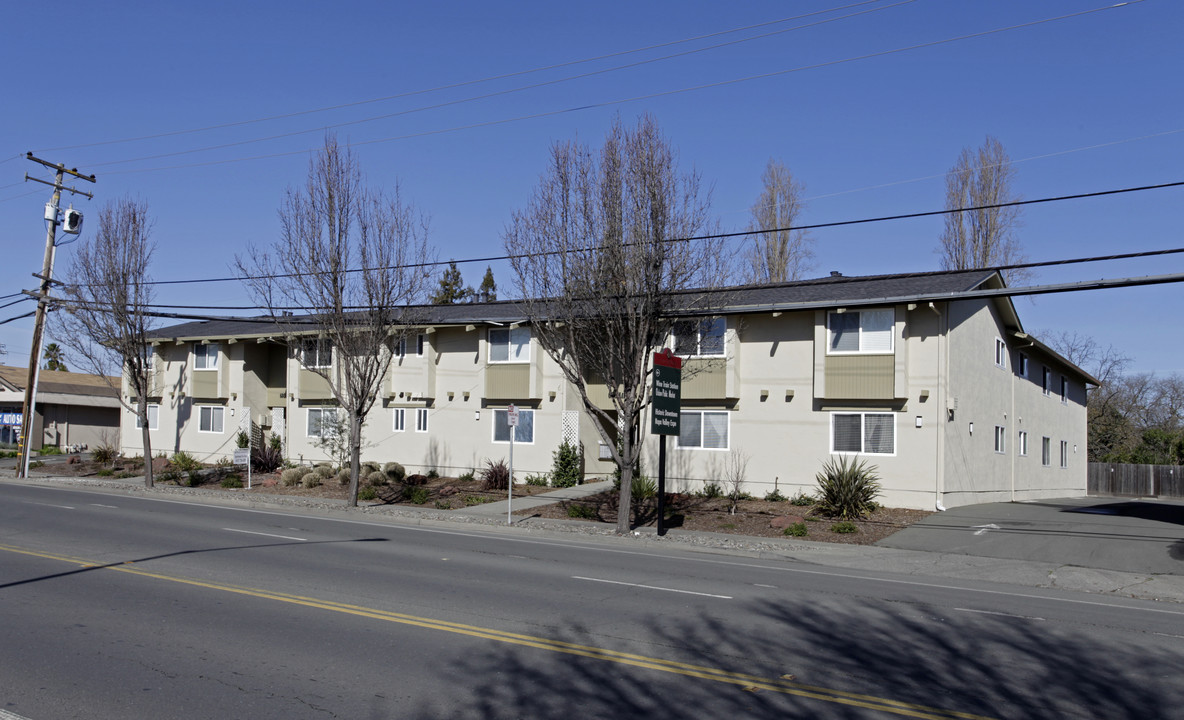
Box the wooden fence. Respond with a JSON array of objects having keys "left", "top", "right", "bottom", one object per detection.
[{"left": 1088, "top": 463, "right": 1184, "bottom": 498}]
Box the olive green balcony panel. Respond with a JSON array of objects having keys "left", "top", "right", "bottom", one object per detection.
[
  {"left": 485, "top": 364, "right": 531, "bottom": 399},
  {"left": 681, "top": 358, "right": 727, "bottom": 400},
  {"left": 824, "top": 354, "right": 895, "bottom": 399},
  {"left": 298, "top": 369, "right": 334, "bottom": 401}
]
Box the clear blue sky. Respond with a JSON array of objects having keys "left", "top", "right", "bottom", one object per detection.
[{"left": 1, "top": 0, "right": 1181, "bottom": 374}]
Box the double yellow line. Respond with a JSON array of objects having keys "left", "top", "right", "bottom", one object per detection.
[{"left": 1, "top": 543, "right": 992, "bottom": 719}]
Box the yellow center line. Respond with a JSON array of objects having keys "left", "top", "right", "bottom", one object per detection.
[{"left": 0, "top": 543, "right": 993, "bottom": 719}]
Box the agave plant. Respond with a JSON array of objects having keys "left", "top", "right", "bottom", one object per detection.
[{"left": 813, "top": 455, "right": 882, "bottom": 520}]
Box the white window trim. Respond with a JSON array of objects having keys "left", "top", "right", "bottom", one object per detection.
[
  {"left": 826, "top": 309, "right": 895, "bottom": 356},
  {"left": 1041, "top": 436, "right": 1052, "bottom": 467},
  {"left": 1018, "top": 430, "right": 1028, "bottom": 457},
  {"left": 994, "top": 425, "right": 1006, "bottom": 454},
  {"left": 676, "top": 409, "right": 731, "bottom": 451},
  {"left": 198, "top": 405, "right": 225, "bottom": 434},
  {"left": 194, "top": 343, "right": 220, "bottom": 371},
  {"left": 1060, "top": 440, "right": 1069, "bottom": 469},
  {"left": 492, "top": 408, "right": 535, "bottom": 444},
  {"left": 302, "top": 338, "right": 332, "bottom": 369},
  {"left": 392, "top": 408, "right": 405, "bottom": 432},
  {"left": 994, "top": 338, "right": 1007, "bottom": 369},
  {"left": 135, "top": 404, "right": 160, "bottom": 431},
  {"left": 672, "top": 318, "right": 726, "bottom": 358},
  {"left": 415, "top": 408, "right": 429, "bottom": 433},
  {"left": 829, "top": 412, "right": 896, "bottom": 456},
  {"left": 488, "top": 327, "right": 531, "bottom": 364}
]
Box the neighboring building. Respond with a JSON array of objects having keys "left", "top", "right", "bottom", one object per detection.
[
  {"left": 0, "top": 365, "right": 122, "bottom": 450},
  {"left": 121, "top": 269, "right": 1096, "bottom": 510}
]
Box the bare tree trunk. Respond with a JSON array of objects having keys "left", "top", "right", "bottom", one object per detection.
[{"left": 138, "top": 393, "right": 154, "bottom": 488}]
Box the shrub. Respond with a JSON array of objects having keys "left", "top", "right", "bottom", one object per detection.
[
  {"left": 334, "top": 469, "right": 351, "bottom": 486},
  {"left": 301, "top": 473, "right": 321, "bottom": 488},
  {"left": 251, "top": 444, "right": 283, "bottom": 473},
  {"left": 566, "top": 503, "right": 597, "bottom": 520},
  {"left": 405, "top": 473, "right": 429, "bottom": 486},
  {"left": 405, "top": 487, "right": 430, "bottom": 504},
  {"left": 170, "top": 451, "right": 201, "bottom": 473},
  {"left": 358, "top": 486, "right": 378, "bottom": 501},
  {"left": 157, "top": 470, "right": 179, "bottom": 484},
  {"left": 313, "top": 464, "right": 335, "bottom": 480},
  {"left": 464, "top": 495, "right": 493, "bottom": 506},
  {"left": 366, "top": 470, "right": 388, "bottom": 487},
  {"left": 830, "top": 521, "right": 858, "bottom": 534},
  {"left": 784, "top": 522, "right": 808, "bottom": 537},
  {"left": 280, "top": 468, "right": 305, "bottom": 486},
  {"left": 96, "top": 467, "right": 113, "bottom": 476},
  {"left": 550, "top": 440, "right": 583, "bottom": 488},
  {"left": 765, "top": 488, "right": 787, "bottom": 502},
  {"left": 216, "top": 457, "right": 235, "bottom": 468},
  {"left": 631, "top": 475, "right": 657, "bottom": 501},
  {"left": 458, "top": 469, "right": 475, "bottom": 483},
  {"left": 361, "top": 461, "right": 380, "bottom": 476},
  {"left": 790, "top": 491, "right": 816, "bottom": 507},
  {"left": 479, "top": 459, "right": 510, "bottom": 491},
  {"left": 383, "top": 462, "right": 406, "bottom": 484},
  {"left": 268, "top": 433, "right": 283, "bottom": 452},
  {"left": 221, "top": 475, "right": 244, "bottom": 489},
  {"left": 525, "top": 473, "right": 549, "bottom": 487},
  {"left": 434, "top": 500, "right": 451, "bottom": 510},
  {"left": 813, "top": 456, "right": 882, "bottom": 520},
  {"left": 426, "top": 468, "right": 440, "bottom": 479},
  {"left": 236, "top": 431, "right": 250, "bottom": 449},
  {"left": 39, "top": 446, "right": 62, "bottom": 456},
  {"left": 699, "top": 481, "right": 723, "bottom": 499}
]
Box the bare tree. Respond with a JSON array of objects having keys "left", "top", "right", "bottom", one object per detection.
[
  {"left": 723, "top": 448, "right": 749, "bottom": 515},
  {"left": 938, "top": 136, "right": 1029, "bottom": 285},
  {"left": 745, "top": 159, "right": 813, "bottom": 284},
  {"left": 237, "top": 136, "right": 432, "bottom": 506},
  {"left": 54, "top": 197, "right": 157, "bottom": 487},
  {"left": 1043, "top": 330, "right": 1135, "bottom": 461},
  {"left": 504, "top": 114, "right": 719, "bottom": 534}
]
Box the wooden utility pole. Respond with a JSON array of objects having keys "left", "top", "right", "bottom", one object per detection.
[{"left": 17, "top": 153, "right": 95, "bottom": 477}]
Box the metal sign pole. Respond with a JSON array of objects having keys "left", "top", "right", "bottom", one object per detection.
[{"left": 507, "top": 404, "right": 518, "bottom": 525}]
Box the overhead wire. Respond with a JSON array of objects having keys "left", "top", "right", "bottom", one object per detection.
[{"left": 101, "top": 1, "right": 1140, "bottom": 176}]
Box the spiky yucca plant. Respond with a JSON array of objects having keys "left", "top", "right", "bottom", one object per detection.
[{"left": 814, "top": 456, "right": 882, "bottom": 520}]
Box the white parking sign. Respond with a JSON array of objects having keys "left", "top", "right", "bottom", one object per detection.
[{"left": 507, "top": 404, "right": 519, "bottom": 426}]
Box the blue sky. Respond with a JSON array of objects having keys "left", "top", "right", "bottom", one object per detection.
[{"left": 1, "top": 0, "right": 1181, "bottom": 374}]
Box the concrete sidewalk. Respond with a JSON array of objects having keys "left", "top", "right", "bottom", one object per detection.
[{"left": 451, "top": 479, "right": 615, "bottom": 518}]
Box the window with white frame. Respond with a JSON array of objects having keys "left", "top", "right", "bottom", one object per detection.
[
  {"left": 994, "top": 425, "right": 1006, "bottom": 454},
  {"left": 1018, "top": 430, "right": 1028, "bottom": 456},
  {"left": 415, "top": 408, "right": 429, "bottom": 433},
  {"left": 392, "top": 408, "right": 405, "bottom": 432},
  {"left": 194, "top": 343, "right": 220, "bottom": 370},
  {"left": 395, "top": 333, "right": 426, "bottom": 358},
  {"left": 831, "top": 412, "right": 895, "bottom": 455},
  {"left": 1042, "top": 367, "right": 1052, "bottom": 396},
  {"left": 677, "top": 410, "right": 729, "bottom": 450},
  {"left": 1042, "top": 436, "right": 1051, "bottom": 466},
  {"left": 994, "top": 338, "right": 1007, "bottom": 369},
  {"left": 1060, "top": 441, "right": 1069, "bottom": 468},
  {"left": 135, "top": 404, "right": 159, "bottom": 430},
  {"left": 827, "top": 309, "right": 894, "bottom": 354},
  {"left": 1060, "top": 376, "right": 1069, "bottom": 404},
  {"left": 199, "top": 406, "right": 224, "bottom": 433},
  {"left": 1018, "top": 353, "right": 1029, "bottom": 379},
  {"left": 673, "top": 318, "right": 725, "bottom": 357},
  {"left": 493, "top": 408, "right": 534, "bottom": 443},
  {"left": 489, "top": 327, "right": 530, "bottom": 363},
  {"left": 307, "top": 407, "right": 340, "bottom": 438},
  {"left": 302, "top": 338, "right": 332, "bottom": 368}
]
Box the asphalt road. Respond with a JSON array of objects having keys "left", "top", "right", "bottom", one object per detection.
[{"left": 2, "top": 482, "right": 1183, "bottom": 719}]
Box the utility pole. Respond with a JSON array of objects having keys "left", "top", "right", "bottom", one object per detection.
[{"left": 17, "top": 153, "right": 95, "bottom": 478}]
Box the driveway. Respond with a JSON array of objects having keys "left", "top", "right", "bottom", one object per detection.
[{"left": 878, "top": 496, "right": 1184, "bottom": 576}]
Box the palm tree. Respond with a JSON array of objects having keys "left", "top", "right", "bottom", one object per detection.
[{"left": 43, "top": 343, "right": 67, "bottom": 372}]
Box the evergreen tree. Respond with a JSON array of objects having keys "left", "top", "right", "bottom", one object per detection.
[
  {"left": 431, "top": 261, "right": 473, "bottom": 304},
  {"left": 476, "top": 266, "right": 497, "bottom": 302}
]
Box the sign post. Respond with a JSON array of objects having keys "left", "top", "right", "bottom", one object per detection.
[
  {"left": 651, "top": 349, "right": 682, "bottom": 536},
  {"left": 506, "top": 404, "right": 518, "bottom": 524}
]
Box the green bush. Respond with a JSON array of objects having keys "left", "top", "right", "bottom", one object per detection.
[
  {"left": 236, "top": 431, "right": 250, "bottom": 449},
  {"left": 405, "top": 487, "right": 430, "bottom": 504},
  {"left": 458, "top": 469, "right": 475, "bottom": 483},
  {"left": 39, "top": 446, "right": 63, "bottom": 456},
  {"left": 426, "top": 468, "right": 440, "bottom": 479},
  {"left": 479, "top": 458, "right": 510, "bottom": 491},
  {"left": 464, "top": 495, "right": 493, "bottom": 506},
  {"left": 566, "top": 503, "right": 597, "bottom": 519},
  {"left": 251, "top": 444, "right": 284, "bottom": 473},
  {"left": 383, "top": 462, "right": 407, "bottom": 484},
  {"left": 358, "top": 486, "right": 378, "bottom": 501},
  {"left": 334, "top": 469, "right": 351, "bottom": 486},
  {"left": 361, "top": 461, "right": 380, "bottom": 476},
  {"left": 525, "top": 473, "right": 549, "bottom": 487},
  {"left": 157, "top": 470, "right": 179, "bottom": 484},
  {"left": 268, "top": 433, "right": 283, "bottom": 452},
  {"left": 366, "top": 470, "right": 388, "bottom": 487},
  {"left": 302, "top": 473, "right": 321, "bottom": 488},
  {"left": 280, "top": 467, "right": 304, "bottom": 486},
  {"left": 814, "top": 456, "right": 882, "bottom": 520},
  {"left": 631, "top": 475, "right": 657, "bottom": 501},
  {"left": 170, "top": 451, "right": 201, "bottom": 473},
  {"left": 784, "top": 522, "right": 808, "bottom": 537},
  {"left": 699, "top": 481, "right": 723, "bottom": 499},
  {"left": 434, "top": 500, "right": 451, "bottom": 510},
  {"left": 790, "top": 491, "right": 816, "bottom": 507},
  {"left": 221, "top": 475, "right": 244, "bottom": 489},
  {"left": 830, "top": 521, "right": 858, "bottom": 534},
  {"left": 314, "top": 464, "right": 335, "bottom": 479},
  {"left": 91, "top": 445, "right": 118, "bottom": 465},
  {"left": 765, "top": 488, "right": 787, "bottom": 502},
  {"left": 550, "top": 440, "right": 583, "bottom": 488},
  {"left": 96, "top": 467, "right": 113, "bottom": 477}
]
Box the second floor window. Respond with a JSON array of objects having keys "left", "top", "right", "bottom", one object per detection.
[
  {"left": 489, "top": 327, "right": 530, "bottom": 363},
  {"left": 673, "top": 318, "right": 725, "bottom": 357},
  {"left": 995, "top": 338, "right": 1007, "bottom": 369},
  {"left": 194, "top": 343, "right": 219, "bottom": 370},
  {"left": 828, "top": 309, "right": 893, "bottom": 354},
  {"left": 302, "top": 338, "right": 332, "bottom": 368}
]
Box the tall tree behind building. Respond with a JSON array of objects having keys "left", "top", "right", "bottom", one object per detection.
[
  {"left": 938, "top": 136, "right": 1029, "bottom": 284},
  {"left": 431, "top": 261, "right": 473, "bottom": 303},
  {"left": 476, "top": 266, "right": 497, "bottom": 302},
  {"left": 745, "top": 159, "right": 813, "bottom": 284},
  {"left": 43, "top": 343, "right": 67, "bottom": 372}
]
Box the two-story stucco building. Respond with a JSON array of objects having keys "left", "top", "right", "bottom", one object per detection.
[{"left": 121, "top": 269, "right": 1096, "bottom": 510}]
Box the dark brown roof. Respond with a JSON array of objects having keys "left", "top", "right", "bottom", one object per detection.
[{"left": 0, "top": 365, "right": 120, "bottom": 399}]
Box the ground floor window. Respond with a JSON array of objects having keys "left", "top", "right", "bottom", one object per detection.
[
  {"left": 493, "top": 408, "right": 534, "bottom": 443},
  {"left": 1060, "top": 440, "right": 1069, "bottom": 469},
  {"left": 994, "top": 425, "right": 1006, "bottom": 454},
  {"left": 831, "top": 412, "right": 895, "bottom": 455},
  {"left": 1018, "top": 430, "right": 1028, "bottom": 456},
  {"left": 198, "top": 406, "right": 224, "bottom": 433},
  {"left": 135, "top": 404, "right": 159, "bottom": 430},
  {"left": 308, "top": 407, "right": 340, "bottom": 438},
  {"left": 1042, "top": 436, "right": 1051, "bottom": 466},
  {"left": 677, "top": 410, "right": 729, "bottom": 450}
]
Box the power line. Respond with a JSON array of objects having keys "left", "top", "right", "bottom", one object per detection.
[
  {"left": 102, "top": 1, "right": 1139, "bottom": 177},
  {"left": 35, "top": 0, "right": 893, "bottom": 154},
  {"left": 0, "top": 311, "right": 35, "bottom": 326}
]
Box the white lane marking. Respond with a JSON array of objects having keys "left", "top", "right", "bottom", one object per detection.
[
  {"left": 22, "top": 500, "right": 74, "bottom": 510},
  {"left": 573, "top": 576, "right": 731, "bottom": 599},
  {"left": 29, "top": 485, "right": 1184, "bottom": 617},
  {"left": 973, "top": 523, "right": 1000, "bottom": 536},
  {"left": 754, "top": 583, "right": 777, "bottom": 588},
  {"left": 0, "top": 709, "right": 34, "bottom": 720},
  {"left": 222, "top": 528, "right": 306, "bottom": 541},
  {"left": 90, "top": 503, "right": 119, "bottom": 509},
  {"left": 955, "top": 607, "right": 1044, "bottom": 621},
  {"left": 1153, "top": 632, "right": 1184, "bottom": 640}
]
